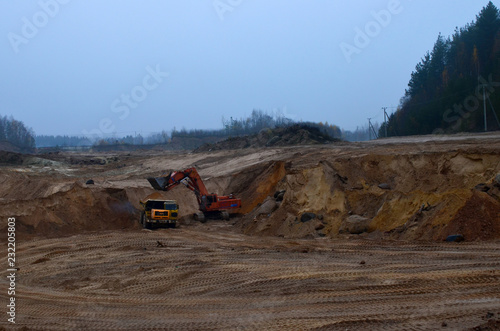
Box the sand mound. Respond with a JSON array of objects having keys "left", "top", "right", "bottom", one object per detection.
[
  {"left": 0, "top": 182, "right": 139, "bottom": 238},
  {"left": 441, "top": 190, "right": 500, "bottom": 241}
]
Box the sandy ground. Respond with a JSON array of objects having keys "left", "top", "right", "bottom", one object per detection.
[
  {"left": 2, "top": 223, "right": 500, "bottom": 330},
  {"left": 0, "top": 132, "right": 500, "bottom": 330}
]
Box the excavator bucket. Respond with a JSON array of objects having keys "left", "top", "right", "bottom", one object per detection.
[{"left": 147, "top": 176, "right": 169, "bottom": 191}]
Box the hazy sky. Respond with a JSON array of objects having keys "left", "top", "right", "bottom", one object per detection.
[{"left": 0, "top": 1, "right": 495, "bottom": 137}]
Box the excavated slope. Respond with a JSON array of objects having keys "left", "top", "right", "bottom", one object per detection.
[
  {"left": 0, "top": 133, "right": 499, "bottom": 241},
  {"left": 234, "top": 151, "right": 500, "bottom": 241}
]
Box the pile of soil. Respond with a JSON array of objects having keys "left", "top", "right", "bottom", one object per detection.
[
  {"left": 0, "top": 181, "right": 139, "bottom": 239},
  {"left": 0, "top": 150, "right": 25, "bottom": 165},
  {"left": 194, "top": 124, "right": 339, "bottom": 152}
]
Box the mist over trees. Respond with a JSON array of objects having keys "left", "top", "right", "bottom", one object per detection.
[
  {"left": 173, "top": 109, "right": 343, "bottom": 142},
  {"left": 381, "top": 2, "right": 500, "bottom": 136},
  {"left": 32, "top": 108, "right": 369, "bottom": 149},
  {"left": 0, "top": 115, "right": 35, "bottom": 150}
]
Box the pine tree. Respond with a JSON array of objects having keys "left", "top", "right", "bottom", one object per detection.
[
  {"left": 382, "top": 2, "right": 500, "bottom": 136},
  {"left": 474, "top": 1, "right": 500, "bottom": 73}
]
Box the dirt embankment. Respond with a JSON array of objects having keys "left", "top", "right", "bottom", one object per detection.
[
  {"left": 0, "top": 134, "right": 499, "bottom": 242},
  {"left": 232, "top": 150, "right": 500, "bottom": 241}
]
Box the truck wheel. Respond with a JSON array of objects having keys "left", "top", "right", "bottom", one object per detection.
[
  {"left": 140, "top": 212, "right": 145, "bottom": 226},
  {"left": 144, "top": 218, "right": 152, "bottom": 229}
]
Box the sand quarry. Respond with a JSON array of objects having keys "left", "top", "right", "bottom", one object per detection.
[{"left": 0, "top": 133, "right": 500, "bottom": 330}]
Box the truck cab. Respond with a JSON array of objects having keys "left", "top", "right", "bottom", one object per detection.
[{"left": 139, "top": 199, "right": 179, "bottom": 229}]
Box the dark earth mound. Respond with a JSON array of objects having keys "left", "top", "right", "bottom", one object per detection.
[
  {"left": 0, "top": 150, "right": 26, "bottom": 165},
  {"left": 194, "top": 124, "right": 340, "bottom": 152}
]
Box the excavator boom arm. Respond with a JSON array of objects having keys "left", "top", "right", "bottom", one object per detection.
[{"left": 147, "top": 167, "right": 241, "bottom": 213}]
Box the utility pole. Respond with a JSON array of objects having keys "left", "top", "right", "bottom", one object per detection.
[
  {"left": 483, "top": 85, "right": 488, "bottom": 132},
  {"left": 382, "top": 107, "right": 388, "bottom": 138},
  {"left": 487, "top": 94, "right": 500, "bottom": 128},
  {"left": 368, "top": 118, "right": 372, "bottom": 140},
  {"left": 368, "top": 118, "right": 378, "bottom": 140}
]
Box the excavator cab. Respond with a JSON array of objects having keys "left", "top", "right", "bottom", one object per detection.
[{"left": 200, "top": 194, "right": 218, "bottom": 211}]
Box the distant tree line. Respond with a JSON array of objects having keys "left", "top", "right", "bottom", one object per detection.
[
  {"left": 35, "top": 109, "right": 370, "bottom": 149},
  {"left": 220, "top": 109, "right": 294, "bottom": 136},
  {"left": 173, "top": 109, "right": 343, "bottom": 140},
  {"left": 94, "top": 134, "right": 144, "bottom": 147},
  {"left": 168, "top": 109, "right": 295, "bottom": 140},
  {"left": 0, "top": 115, "right": 35, "bottom": 150},
  {"left": 382, "top": 2, "right": 500, "bottom": 136},
  {"left": 36, "top": 135, "right": 93, "bottom": 148},
  {"left": 168, "top": 109, "right": 293, "bottom": 140},
  {"left": 164, "top": 110, "right": 298, "bottom": 149},
  {"left": 37, "top": 131, "right": 171, "bottom": 148},
  {"left": 170, "top": 127, "right": 228, "bottom": 139}
]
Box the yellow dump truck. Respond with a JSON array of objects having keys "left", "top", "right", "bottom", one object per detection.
[{"left": 139, "top": 199, "right": 179, "bottom": 229}]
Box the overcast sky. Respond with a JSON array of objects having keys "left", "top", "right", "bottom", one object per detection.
[{"left": 0, "top": 1, "right": 494, "bottom": 137}]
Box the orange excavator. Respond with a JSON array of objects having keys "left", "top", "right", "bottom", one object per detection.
[{"left": 147, "top": 167, "right": 241, "bottom": 222}]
